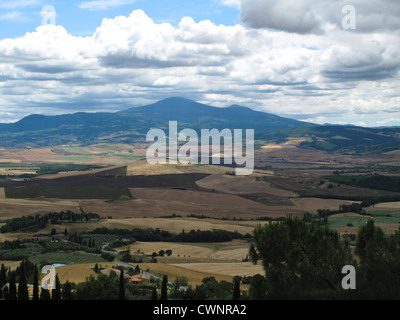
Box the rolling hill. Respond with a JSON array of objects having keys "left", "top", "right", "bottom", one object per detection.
[{"left": 0, "top": 97, "right": 399, "bottom": 154}]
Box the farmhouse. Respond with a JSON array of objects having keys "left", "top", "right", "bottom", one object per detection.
[{"left": 130, "top": 274, "right": 151, "bottom": 285}]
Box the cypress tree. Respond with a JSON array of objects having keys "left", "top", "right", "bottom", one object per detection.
[
  {"left": 151, "top": 286, "right": 158, "bottom": 300},
  {"left": 119, "top": 269, "right": 125, "bottom": 300},
  {"left": 232, "top": 276, "right": 241, "bottom": 300},
  {"left": 0, "top": 264, "right": 6, "bottom": 299},
  {"left": 52, "top": 274, "right": 61, "bottom": 300},
  {"left": 8, "top": 271, "right": 17, "bottom": 300},
  {"left": 33, "top": 267, "right": 39, "bottom": 301},
  {"left": 17, "top": 262, "right": 29, "bottom": 300},
  {"left": 40, "top": 288, "right": 50, "bottom": 300},
  {"left": 160, "top": 275, "right": 168, "bottom": 300},
  {"left": 62, "top": 281, "right": 74, "bottom": 300}
]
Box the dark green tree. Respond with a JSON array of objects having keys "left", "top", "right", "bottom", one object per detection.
[
  {"left": 249, "top": 216, "right": 355, "bottom": 299},
  {"left": 40, "top": 288, "right": 51, "bottom": 300},
  {"left": 160, "top": 275, "right": 168, "bottom": 300},
  {"left": 249, "top": 274, "right": 267, "bottom": 300},
  {"left": 0, "top": 264, "right": 6, "bottom": 299},
  {"left": 17, "top": 262, "right": 29, "bottom": 300},
  {"left": 135, "top": 265, "right": 140, "bottom": 274},
  {"left": 232, "top": 276, "right": 241, "bottom": 300},
  {"left": 61, "top": 281, "right": 74, "bottom": 300},
  {"left": 52, "top": 274, "right": 61, "bottom": 300},
  {"left": 74, "top": 274, "right": 119, "bottom": 300},
  {"left": 151, "top": 286, "right": 158, "bottom": 300},
  {"left": 33, "top": 267, "right": 39, "bottom": 301},
  {"left": 8, "top": 271, "right": 17, "bottom": 300},
  {"left": 119, "top": 269, "right": 125, "bottom": 300},
  {"left": 355, "top": 220, "right": 400, "bottom": 299}
]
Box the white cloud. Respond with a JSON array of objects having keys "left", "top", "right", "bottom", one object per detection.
[
  {"left": 0, "top": 9, "right": 399, "bottom": 126},
  {"left": 0, "top": 0, "right": 41, "bottom": 9},
  {"left": 78, "top": 0, "right": 136, "bottom": 10},
  {"left": 236, "top": 0, "right": 400, "bottom": 34}
]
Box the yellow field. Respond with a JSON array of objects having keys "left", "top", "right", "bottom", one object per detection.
[
  {"left": 371, "top": 202, "right": 400, "bottom": 209},
  {"left": 0, "top": 260, "right": 20, "bottom": 270},
  {"left": 0, "top": 198, "right": 80, "bottom": 221},
  {"left": 123, "top": 188, "right": 302, "bottom": 219},
  {"left": 56, "top": 263, "right": 98, "bottom": 284},
  {"left": 126, "top": 160, "right": 235, "bottom": 176},
  {"left": 291, "top": 198, "right": 361, "bottom": 214},
  {"left": 131, "top": 262, "right": 263, "bottom": 287},
  {"left": 195, "top": 174, "right": 293, "bottom": 196},
  {"left": 118, "top": 239, "right": 252, "bottom": 262},
  {"left": 90, "top": 217, "right": 261, "bottom": 234}
]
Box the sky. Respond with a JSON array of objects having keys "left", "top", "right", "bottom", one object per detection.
[{"left": 0, "top": 0, "right": 399, "bottom": 127}]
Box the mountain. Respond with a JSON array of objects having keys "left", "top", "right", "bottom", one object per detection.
[
  {"left": 0, "top": 97, "right": 399, "bottom": 153},
  {"left": 0, "top": 97, "right": 316, "bottom": 148},
  {"left": 118, "top": 97, "right": 316, "bottom": 132}
]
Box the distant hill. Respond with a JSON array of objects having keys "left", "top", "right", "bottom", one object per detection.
[
  {"left": 256, "top": 125, "right": 400, "bottom": 153},
  {"left": 118, "top": 97, "right": 314, "bottom": 132},
  {"left": 0, "top": 97, "right": 315, "bottom": 148},
  {"left": 0, "top": 97, "right": 399, "bottom": 153}
]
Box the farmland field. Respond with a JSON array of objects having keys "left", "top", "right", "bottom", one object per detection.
[
  {"left": 28, "top": 252, "right": 107, "bottom": 265},
  {"left": 1, "top": 143, "right": 400, "bottom": 293}
]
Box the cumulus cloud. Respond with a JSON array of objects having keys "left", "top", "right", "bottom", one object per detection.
[
  {"left": 0, "top": 8, "right": 399, "bottom": 126},
  {"left": 236, "top": 0, "right": 400, "bottom": 34},
  {"left": 78, "top": 0, "right": 136, "bottom": 10}
]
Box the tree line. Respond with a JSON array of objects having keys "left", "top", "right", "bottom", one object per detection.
[
  {"left": 89, "top": 227, "right": 250, "bottom": 243},
  {"left": 0, "top": 211, "right": 100, "bottom": 233},
  {"left": 249, "top": 216, "right": 400, "bottom": 299}
]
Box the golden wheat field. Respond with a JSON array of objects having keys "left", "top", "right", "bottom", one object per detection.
[{"left": 117, "top": 239, "right": 252, "bottom": 262}]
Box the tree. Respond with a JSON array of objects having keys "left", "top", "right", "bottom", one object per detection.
[
  {"left": 0, "top": 264, "right": 6, "bottom": 299},
  {"left": 62, "top": 281, "right": 74, "bottom": 300},
  {"left": 355, "top": 220, "right": 400, "bottom": 299},
  {"left": 160, "top": 275, "right": 168, "bottom": 300},
  {"left": 40, "top": 288, "right": 51, "bottom": 300},
  {"left": 249, "top": 274, "right": 267, "bottom": 300},
  {"left": 135, "top": 265, "right": 140, "bottom": 274},
  {"left": 17, "top": 262, "right": 29, "bottom": 300},
  {"left": 8, "top": 271, "right": 17, "bottom": 300},
  {"left": 249, "top": 216, "right": 355, "bottom": 299},
  {"left": 119, "top": 269, "right": 125, "bottom": 300},
  {"left": 151, "top": 286, "right": 158, "bottom": 300},
  {"left": 33, "top": 267, "right": 39, "bottom": 301},
  {"left": 52, "top": 274, "right": 61, "bottom": 300},
  {"left": 232, "top": 276, "right": 241, "bottom": 300},
  {"left": 74, "top": 274, "right": 119, "bottom": 300}
]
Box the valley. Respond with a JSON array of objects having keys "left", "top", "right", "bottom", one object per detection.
[{"left": 1, "top": 98, "right": 400, "bottom": 299}]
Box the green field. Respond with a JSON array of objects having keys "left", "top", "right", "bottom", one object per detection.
[
  {"left": 29, "top": 252, "right": 107, "bottom": 265},
  {"left": 58, "top": 147, "right": 91, "bottom": 153},
  {"left": 59, "top": 156, "right": 93, "bottom": 162},
  {"left": 367, "top": 210, "right": 400, "bottom": 224},
  {"left": 328, "top": 216, "right": 369, "bottom": 229}
]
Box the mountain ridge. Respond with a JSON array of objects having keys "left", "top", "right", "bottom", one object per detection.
[{"left": 0, "top": 97, "right": 399, "bottom": 153}]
